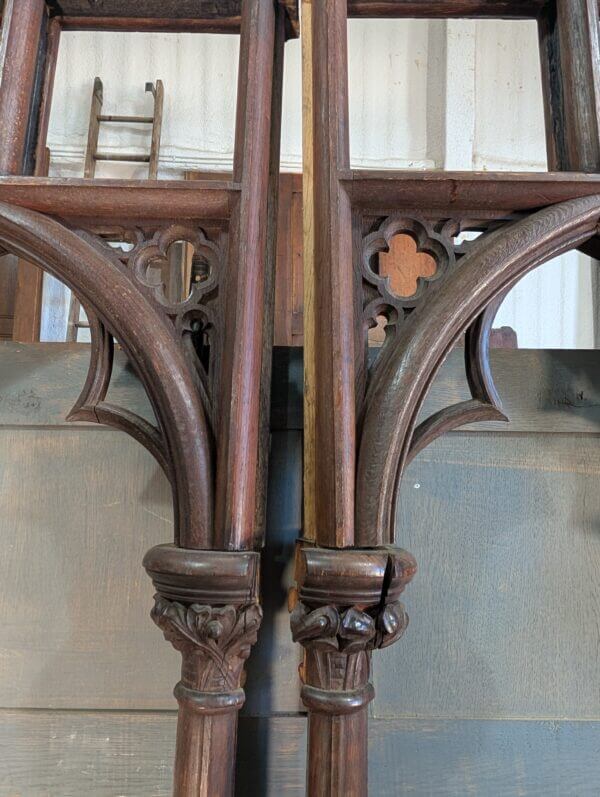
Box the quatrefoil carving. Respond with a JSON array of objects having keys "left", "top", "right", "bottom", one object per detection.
[
  {"left": 131, "top": 224, "right": 221, "bottom": 316},
  {"left": 361, "top": 215, "right": 455, "bottom": 329}
]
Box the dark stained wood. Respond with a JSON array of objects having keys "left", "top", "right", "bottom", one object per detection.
[
  {"left": 50, "top": 1, "right": 300, "bottom": 36},
  {"left": 347, "top": 0, "right": 545, "bottom": 17},
  {"left": 0, "top": 253, "right": 17, "bottom": 339},
  {"left": 310, "top": 0, "right": 357, "bottom": 549},
  {"left": 538, "top": 0, "right": 600, "bottom": 173},
  {"left": 291, "top": 545, "right": 416, "bottom": 796},
  {"left": 12, "top": 148, "right": 50, "bottom": 344},
  {"left": 0, "top": 0, "right": 46, "bottom": 175},
  {"left": 3, "top": 712, "right": 600, "bottom": 795},
  {"left": 357, "top": 195, "right": 600, "bottom": 546},
  {"left": 12, "top": 257, "right": 43, "bottom": 342},
  {"left": 33, "top": 17, "right": 60, "bottom": 175},
  {"left": 0, "top": 0, "right": 290, "bottom": 791},
  {"left": 342, "top": 170, "right": 600, "bottom": 211},
  {"left": 60, "top": 15, "right": 244, "bottom": 34},
  {"left": 0, "top": 203, "right": 214, "bottom": 546},
  {"left": 297, "top": 1, "right": 600, "bottom": 791},
  {"left": 0, "top": 177, "right": 237, "bottom": 224},
  {"left": 214, "top": 0, "right": 279, "bottom": 552}
]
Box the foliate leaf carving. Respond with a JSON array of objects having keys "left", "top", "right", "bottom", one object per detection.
[
  {"left": 291, "top": 600, "right": 409, "bottom": 691},
  {"left": 291, "top": 601, "right": 408, "bottom": 653},
  {"left": 151, "top": 596, "right": 262, "bottom": 692}
]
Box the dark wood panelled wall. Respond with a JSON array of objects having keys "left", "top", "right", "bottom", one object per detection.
[{"left": 0, "top": 1, "right": 600, "bottom": 795}]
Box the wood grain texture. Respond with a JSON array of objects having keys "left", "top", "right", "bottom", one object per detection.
[
  {"left": 45, "top": 0, "right": 298, "bottom": 31},
  {"left": 0, "top": 0, "right": 45, "bottom": 175},
  {"left": 420, "top": 347, "right": 600, "bottom": 434},
  {"left": 213, "top": 0, "right": 278, "bottom": 551},
  {"left": 380, "top": 431, "right": 600, "bottom": 720},
  {"left": 0, "top": 254, "right": 17, "bottom": 340},
  {"left": 347, "top": 0, "right": 547, "bottom": 17},
  {"left": 0, "top": 344, "right": 301, "bottom": 716},
  {"left": 0, "top": 343, "right": 154, "bottom": 425},
  {"left": 0, "top": 426, "right": 179, "bottom": 710},
  {"left": 302, "top": 0, "right": 317, "bottom": 543},
  {"left": 538, "top": 0, "right": 600, "bottom": 173},
  {"left": 0, "top": 177, "right": 237, "bottom": 225},
  {"left": 311, "top": 0, "right": 356, "bottom": 548},
  {"left": 2, "top": 712, "right": 600, "bottom": 795},
  {"left": 13, "top": 149, "right": 51, "bottom": 345},
  {"left": 357, "top": 196, "right": 600, "bottom": 545},
  {"left": 0, "top": 204, "right": 214, "bottom": 549},
  {"left": 342, "top": 170, "right": 600, "bottom": 212}
]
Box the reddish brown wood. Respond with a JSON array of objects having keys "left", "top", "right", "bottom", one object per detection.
[
  {"left": 538, "top": 0, "right": 600, "bottom": 173},
  {"left": 291, "top": 546, "right": 416, "bottom": 796},
  {"left": 0, "top": 177, "right": 237, "bottom": 224},
  {"left": 311, "top": 0, "right": 356, "bottom": 549},
  {"left": 144, "top": 545, "right": 261, "bottom": 796},
  {"left": 0, "top": 1, "right": 293, "bottom": 793},
  {"left": 214, "top": 0, "right": 279, "bottom": 551},
  {"left": 342, "top": 170, "right": 600, "bottom": 211},
  {"left": 54, "top": 1, "right": 299, "bottom": 36},
  {"left": 347, "top": 0, "right": 546, "bottom": 17},
  {"left": 295, "top": 1, "right": 600, "bottom": 793},
  {"left": 0, "top": 0, "right": 46, "bottom": 175},
  {"left": 33, "top": 17, "right": 60, "bottom": 175},
  {"left": 12, "top": 147, "right": 50, "bottom": 343},
  {"left": 356, "top": 196, "right": 600, "bottom": 546},
  {"left": 0, "top": 202, "right": 214, "bottom": 546}
]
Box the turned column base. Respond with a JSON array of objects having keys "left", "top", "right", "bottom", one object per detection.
[
  {"left": 144, "top": 544, "right": 262, "bottom": 797},
  {"left": 290, "top": 545, "right": 416, "bottom": 797}
]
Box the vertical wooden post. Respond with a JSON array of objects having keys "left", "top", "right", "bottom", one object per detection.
[
  {"left": 215, "top": 0, "right": 277, "bottom": 550},
  {"left": 143, "top": 546, "right": 262, "bottom": 797},
  {"left": 144, "top": 3, "right": 285, "bottom": 795},
  {"left": 538, "top": 0, "right": 600, "bottom": 339},
  {"left": 538, "top": 0, "right": 600, "bottom": 172},
  {"left": 296, "top": 3, "right": 418, "bottom": 794},
  {"left": 148, "top": 79, "right": 164, "bottom": 180},
  {"left": 302, "top": 0, "right": 317, "bottom": 543},
  {"left": 310, "top": 0, "right": 356, "bottom": 549},
  {"left": 0, "top": 0, "right": 46, "bottom": 176},
  {"left": 10, "top": 14, "right": 59, "bottom": 343}
]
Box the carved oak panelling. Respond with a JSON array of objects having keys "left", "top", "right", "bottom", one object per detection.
[{"left": 356, "top": 196, "right": 600, "bottom": 546}]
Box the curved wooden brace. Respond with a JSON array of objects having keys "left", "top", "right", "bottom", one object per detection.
[
  {"left": 356, "top": 195, "right": 600, "bottom": 546},
  {"left": 0, "top": 202, "right": 213, "bottom": 549},
  {"left": 406, "top": 293, "right": 510, "bottom": 465}
]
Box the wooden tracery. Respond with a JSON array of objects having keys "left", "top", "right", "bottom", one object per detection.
[
  {"left": 299, "top": 0, "right": 600, "bottom": 794},
  {"left": 0, "top": 1, "right": 298, "bottom": 794}
]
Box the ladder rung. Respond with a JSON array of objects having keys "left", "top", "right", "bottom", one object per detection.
[
  {"left": 94, "top": 153, "right": 151, "bottom": 163},
  {"left": 98, "top": 114, "right": 154, "bottom": 124},
  {"left": 75, "top": 321, "right": 90, "bottom": 329}
]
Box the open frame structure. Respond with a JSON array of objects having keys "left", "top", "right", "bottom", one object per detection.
[
  {"left": 298, "top": 0, "right": 600, "bottom": 794},
  {"left": 0, "top": 1, "right": 298, "bottom": 794}
]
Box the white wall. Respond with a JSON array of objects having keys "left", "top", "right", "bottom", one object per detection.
[{"left": 41, "top": 19, "right": 595, "bottom": 348}]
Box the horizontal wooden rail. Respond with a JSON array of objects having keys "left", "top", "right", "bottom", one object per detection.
[
  {"left": 98, "top": 115, "right": 154, "bottom": 124},
  {"left": 95, "top": 153, "right": 151, "bottom": 163},
  {"left": 341, "top": 170, "right": 600, "bottom": 212},
  {"left": 0, "top": 177, "right": 239, "bottom": 223},
  {"left": 58, "top": 15, "right": 243, "bottom": 34},
  {"left": 348, "top": 0, "right": 547, "bottom": 18}
]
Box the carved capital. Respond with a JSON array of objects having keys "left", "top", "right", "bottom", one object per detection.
[
  {"left": 290, "top": 546, "right": 416, "bottom": 704},
  {"left": 151, "top": 596, "right": 262, "bottom": 693},
  {"left": 144, "top": 545, "right": 262, "bottom": 699}
]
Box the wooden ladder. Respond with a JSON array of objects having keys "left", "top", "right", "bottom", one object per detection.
[{"left": 66, "top": 76, "right": 164, "bottom": 342}]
